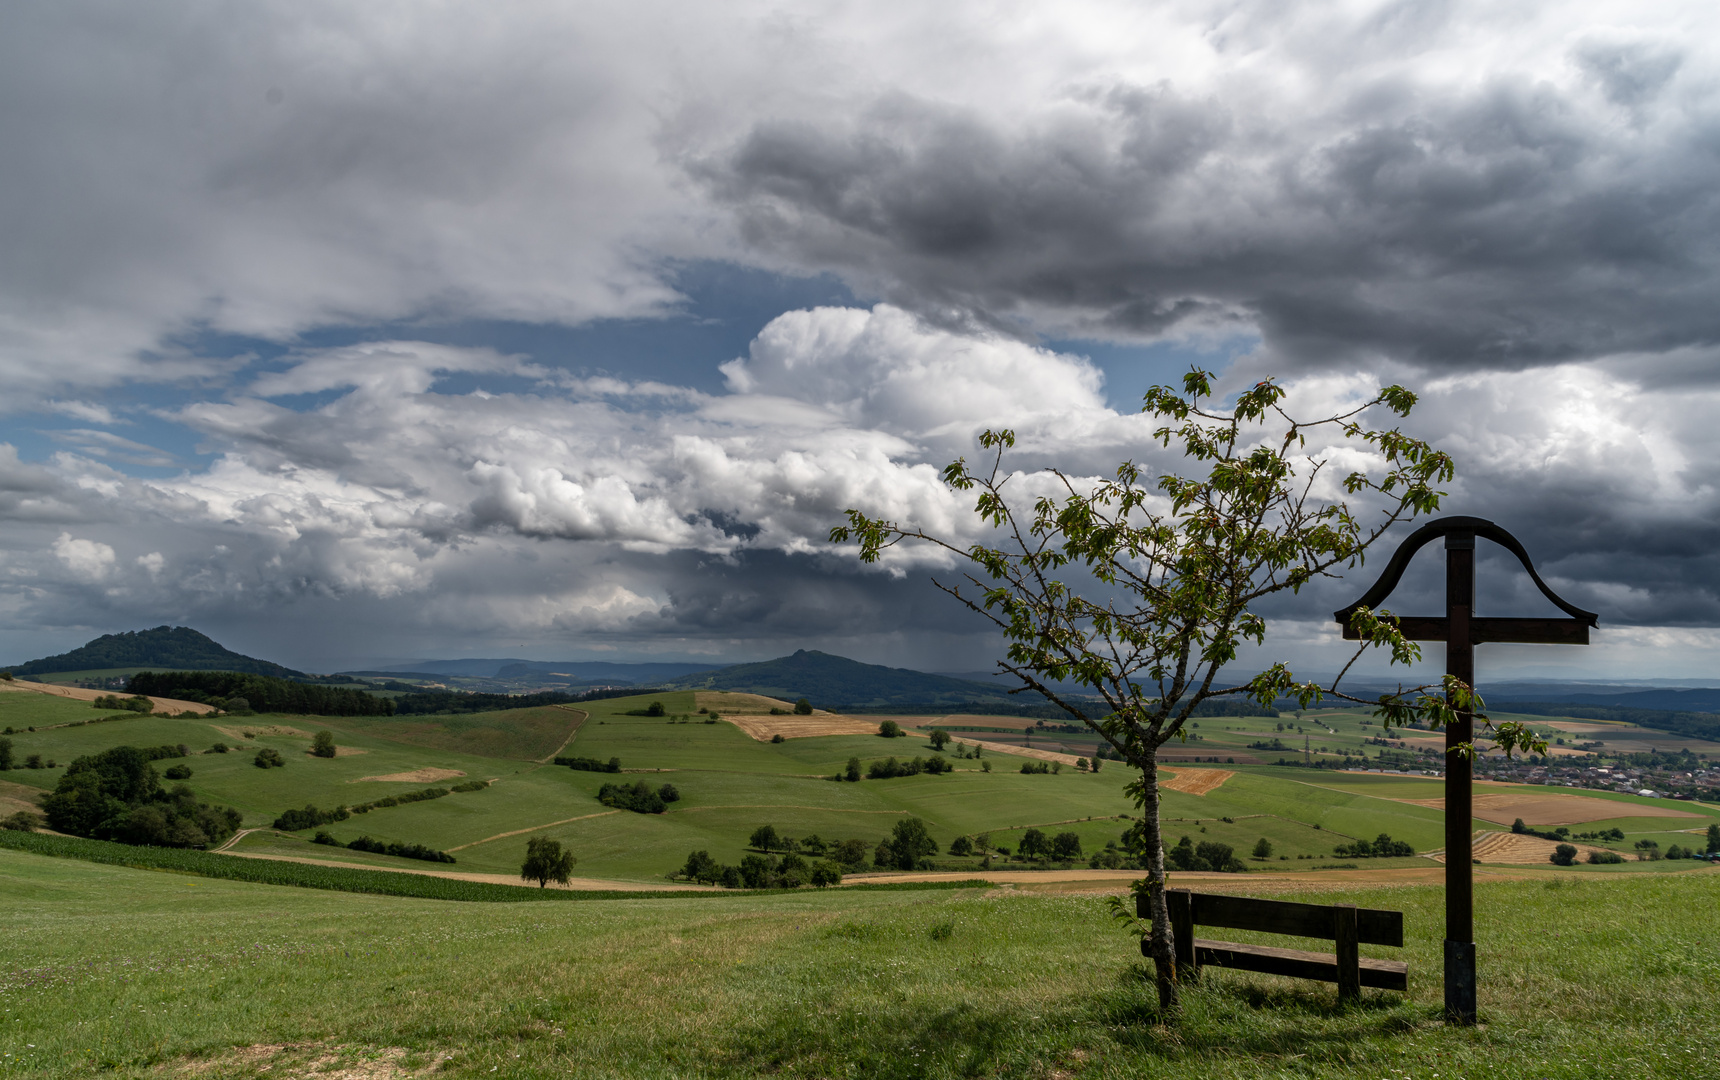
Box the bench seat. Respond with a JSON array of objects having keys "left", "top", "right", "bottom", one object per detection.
[{"left": 1192, "top": 938, "right": 1409, "bottom": 991}]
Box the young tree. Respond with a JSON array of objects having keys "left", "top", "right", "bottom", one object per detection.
[
  {"left": 844, "top": 756, "right": 862, "bottom": 782},
  {"left": 749, "top": 824, "right": 781, "bottom": 852},
  {"left": 831, "top": 370, "right": 1540, "bottom": 1013},
  {"left": 1251, "top": 837, "right": 1273, "bottom": 859},
  {"left": 887, "top": 817, "right": 939, "bottom": 869},
  {"left": 794, "top": 698, "right": 813, "bottom": 715},
  {"left": 312, "top": 730, "right": 337, "bottom": 758},
  {"left": 520, "top": 837, "right": 575, "bottom": 888},
  {"left": 1017, "top": 828, "right": 1049, "bottom": 860},
  {"left": 928, "top": 728, "right": 951, "bottom": 751}
]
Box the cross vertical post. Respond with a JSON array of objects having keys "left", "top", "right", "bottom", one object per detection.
[
  {"left": 1332, "top": 515, "right": 1597, "bottom": 1028},
  {"left": 1443, "top": 529, "right": 1477, "bottom": 1024}
]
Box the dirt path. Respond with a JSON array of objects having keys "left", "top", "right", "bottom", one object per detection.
[
  {"left": 444, "top": 810, "right": 620, "bottom": 851},
  {"left": 0, "top": 678, "right": 216, "bottom": 715},
  {"left": 536, "top": 707, "right": 590, "bottom": 763}
]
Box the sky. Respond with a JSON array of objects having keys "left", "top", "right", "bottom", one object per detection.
[{"left": 3, "top": 1, "right": 1719, "bottom": 683}]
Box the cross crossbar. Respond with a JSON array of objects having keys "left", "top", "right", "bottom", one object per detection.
[{"left": 1339, "top": 615, "right": 1589, "bottom": 645}]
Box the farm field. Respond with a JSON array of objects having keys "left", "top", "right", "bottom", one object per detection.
[
  {"left": 7, "top": 689, "right": 1719, "bottom": 888},
  {"left": 1, "top": 846, "right": 1717, "bottom": 1079}
]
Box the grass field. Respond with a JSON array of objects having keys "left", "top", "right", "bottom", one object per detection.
[
  {"left": 5, "top": 688, "right": 1718, "bottom": 884},
  {"left": 2, "top": 848, "right": 1717, "bottom": 1079}
]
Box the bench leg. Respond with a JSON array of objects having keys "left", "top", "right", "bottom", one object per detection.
[
  {"left": 1334, "top": 904, "right": 1360, "bottom": 1002},
  {"left": 1168, "top": 889, "right": 1198, "bottom": 982}
]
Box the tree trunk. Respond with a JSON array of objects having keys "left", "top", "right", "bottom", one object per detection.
[{"left": 1138, "top": 757, "right": 1180, "bottom": 1014}]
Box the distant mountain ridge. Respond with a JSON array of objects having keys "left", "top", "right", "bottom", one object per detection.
[
  {"left": 668, "top": 649, "right": 1012, "bottom": 707},
  {"left": 354, "top": 658, "right": 717, "bottom": 682},
  {"left": 7, "top": 626, "right": 305, "bottom": 679}
]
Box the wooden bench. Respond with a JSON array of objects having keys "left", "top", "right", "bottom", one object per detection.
[{"left": 1138, "top": 889, "right": 1408, "bottom": 1001}]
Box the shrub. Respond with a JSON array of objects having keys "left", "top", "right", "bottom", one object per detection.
[
  {"left": 1252, "top": 838, "right": 1273, "bottom": 859},
  {"left": 1550, "top": 843, "right": 1579, "bottom": 866},
  {"left": 313, "top": 830, "right": 340, "bottom": 846},
  {"left": 844, "top": 756, "right": 861, "bottom": 782},
  {"left": 273, "top": 804, "right": 351, "bottom": 831},
  {"left": 1333, "top": 832, "right": 1414, "bottom": 858},
  {"left": 948, "top": 835, "right": 974, "bottom": 857},
  {"left": 794, "top": 698, "right": 813, "bottom": 715},
  {"left": 656, "top": 783, "right": 679, "bottom": 803},
  {"left": 597, "top": 780, "right": 668, "bottom": 814},
  {"left": 348, "top": 835, "right": 457, "bottom": 864},
  {"left": 878, "top": 720, "right": 902, "bottom": 738},
  {"left": 646, "top": 701, "right": 665, "bottom": 717},
  {"left": 1019, "top": 761, "right": 1051, "bottom": 774},
  {"left": 163, "top": 764, "right": 192, "bottom": 780},
  {"left": 1587, "top": 850, "right": 1625, "bottom": 864},
  {"left": 348, "top": 787, "right": 450, "bottom": 815},
  {"left": 1076, "top": 757, "right": 1090, "bottom": 771},
  {"left": 831, "top": 838, "right": 870, "bottom": 868},
  {"left": 1665, "top": 844, "right": 1687, "bottom": 860},
  {"left": 208, "top": 742, "right": 229, "bottom": 754},
  {"left": 311, "top": 731, "right": 337, "bottom": 758},
  {"left": 554, "top": 755, "right": 622, "bottom": 773},
  {"left": 1167, "top": 835, "right": 1244, "bottom": 872},
  {"left": 0, "top": 737, "right": 10, "bottom": 770},
  {"left": 91, "top": 694, "right": 154, "bottom": 713},
  {"left": 770, "top": 733, "right": 785, "bottom": 744},
  {"left": 1, "top": 810, "right": 42, "bottom": 832},
  {"left": 25, "top": 754, "right": 43, "bottom": 769},
  {"left": 928, "top": 921, "right": 953, "bottom": 941},
  {"left": 809, "top": 860, "right": 842, "bottom": 887},
  {"left": 981, "top": 760, "right": 991, "bottom": 772},
  {"left": 450, "top": 780, "right": 488, "bottom": 793},
  {"left": 253, "top": 748, "right": 285, "bottom": 769}
]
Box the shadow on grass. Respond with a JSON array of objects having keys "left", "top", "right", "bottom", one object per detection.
[{"left": 716, "top": 964, "right": 1430, "bottom": 1079}]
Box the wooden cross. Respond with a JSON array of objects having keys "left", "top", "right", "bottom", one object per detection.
[{"left": 1333, "top": 515, "right": 1598, "bottom": 1025}]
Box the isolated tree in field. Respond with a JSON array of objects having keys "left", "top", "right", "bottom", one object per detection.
[
  {"left": 749, "top": 824, "right": 781, "bottom": 851},
  {"left": 1550, "top": 844, "right": 1578, "bottom": 867},
  {"left": 645, "top": 701, "right": 665, "bottom": 717},
  {"left": 520, "top": 837, "right": 575, "bottom": 888},
  {"left": 312, "top": 730, "right": 336, "bottom": 758},
  {"left": 794, "top": 698, "right": 813, "bottom": 715},
  {"left": 878, "top": 720, "right": 902, "bottom": 738},
  {"left": 928, "top": 728, "right": 951, "bottom": 751},
  {"left": 948, "top": 835, "right": 974, "bottom": 856},
  {"left": 885, "top": 817, "right": 939, "bottom": 870},
  {"left": 831, "top": 369, "right": 1540, "bottom": 1013},
  {"left": 1707, "top": 823, "right": 1720, "bottom": 854},
  {"left": 1252, "top": 838, "right": 1273, "bottom": 859},
  {"left": 844, "top": 756, "right": 862, "bottom": 782}
]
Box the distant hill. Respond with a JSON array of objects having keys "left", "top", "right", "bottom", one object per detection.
[
  {"left": 670, "top": 650, "right": 1012, "bottom": 708},
  {"left": 7, "top": 626, "right": 305, "bottom": 679},
  {"left": 357, "top": 658, "right": 716, "bottom": 682}
]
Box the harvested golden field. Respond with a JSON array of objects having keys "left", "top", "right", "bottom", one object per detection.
[
  {"left": 0, "top": 677, "right": 216, "bottom": 715},
  {"left": 1400, "top": 790, "right": 1703, "bottom": 826},
  {"left": 1161, "top": 768, "right": 1234, "bottom": 796},
  {"left": 697, "top": 691, "right": 882, "bottom": 740},
  {"left": 353, "top": 767, "right": 466, "bottom": 783},
  {"left": 1433, "top": 831, "right": 1615, "bottom": 865}
]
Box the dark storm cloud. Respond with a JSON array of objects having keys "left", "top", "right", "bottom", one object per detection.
[{"left": 699, "top": 61, "right": 1720, "bottom": 373}]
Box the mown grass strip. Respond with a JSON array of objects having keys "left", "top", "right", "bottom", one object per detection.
[{"left": 0, "top": 830, "right": 989, "bottom": 901}]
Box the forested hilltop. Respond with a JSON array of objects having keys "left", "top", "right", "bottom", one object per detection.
[{"left": 9, "top": 626, "right": 304, "bottom": 678}]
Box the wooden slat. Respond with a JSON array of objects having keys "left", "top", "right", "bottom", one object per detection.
[
  {"left": 1188, "top": 892, "right": 1403, "bottom": 947},
  {"left": 1341, "top": 616, "right": 1589, "bottom": 645},
  {"left": 1193, "top": 939, "right": 1409, "bottom": 992}
]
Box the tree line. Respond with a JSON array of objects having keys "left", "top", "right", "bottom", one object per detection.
[
  {"left": 40, "top": 744, "right": 243, "bottom": 848},
  {"left": 127, "top": 671, "right": 393, "bottom": 716}
]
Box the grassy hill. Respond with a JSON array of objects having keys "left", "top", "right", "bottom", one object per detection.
[
  {"left": 669, "top": 649, "right": 1013, "bottom": 707},
  {"left": 7, "top": 685, "right": 1718, "bottom": 887},
  {"left": 5, "top": 625, "right": 304, "bottom": 679}
]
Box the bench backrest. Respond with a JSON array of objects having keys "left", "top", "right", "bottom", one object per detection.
[{"left": 1139, "top": 890, "right": 1404, "bottom": 947}]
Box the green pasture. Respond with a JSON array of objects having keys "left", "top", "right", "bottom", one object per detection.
[
  {"left": 6, "top": 690, "right": 1717, "bottom": 884},
  {"left": 3, "top": 848, "right": 1718, "bottom": 1079},
  {"left": 0, "top": 689, "right": 106, "bottom": 730}
]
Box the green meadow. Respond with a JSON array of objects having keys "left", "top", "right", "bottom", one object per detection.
[
  {"left": 2, "top": 847, "right": 1717, "bottom": 1079},
  {"left": 6, "top": 688, "right": 1718, "bottom": 884}
]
